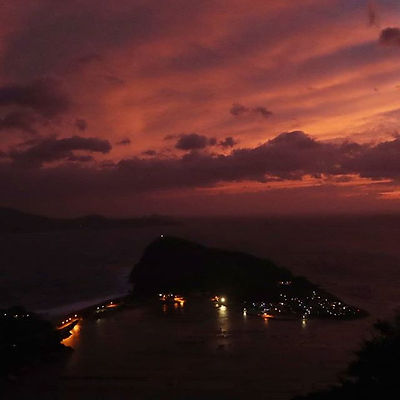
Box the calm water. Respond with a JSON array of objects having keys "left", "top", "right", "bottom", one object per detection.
[{"left": 7, "top": 300, "right": 372, "bottom": 400}]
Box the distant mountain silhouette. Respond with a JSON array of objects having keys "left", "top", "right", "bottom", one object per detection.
[{"left": 0, "top": 207, "right": 178, "bottom": 233}]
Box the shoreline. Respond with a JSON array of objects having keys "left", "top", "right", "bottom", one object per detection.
[
  {"left": 53, "top": 291, "right": 368, "bottom": 335},
  {"left": 51, "top": 293, "right": 133, "bottom": 335}
]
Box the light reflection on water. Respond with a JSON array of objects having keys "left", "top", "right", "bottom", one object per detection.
[
  {"left": 61, "top": 322, "right": 81, "bottom": 348},
  {"left": 217, "top": 304, "right": 229, "bottom": 333},
  {"left": 59, "top": 300, "right": 371, "bottom": 399}
]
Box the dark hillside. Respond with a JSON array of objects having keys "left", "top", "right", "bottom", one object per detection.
[{"left": 130, "top": 236, "right": 315, "bottom": 300}]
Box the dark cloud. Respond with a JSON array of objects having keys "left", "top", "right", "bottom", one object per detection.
[
  {"left": 230, "top": 103, "right": 249, "bottom": 116},
  {"left": 345, "top": 137, "right": 400, "bottom": 179},
  {"left": 0, "top": 79, "right": 70, "bottom": 118},
  {"left": 114, "top": 132, "right": 400, "bottom": 186},
  {"left": 253, "top": 106, "right": 273, "bottom": 118},
  {"left": 116, "top": 138, "right": 131, "bottom": 146},
  {"left": 268, "top": 130, "right": 318, "bottom": 148},
  {"left": 230, "top": 103, "right": 272, "bottom": 119},
  {"left": 379, "top": 27, "right": 400, "bottom": 47},
  {"left": 219, "top": 137, "right": 237, "bottom": 148},
  {"left": 0, "top": 111, "right": 37, "bottom": 134},
  {"left": 75, "top": 119, "right": 88, "bottom": 131},
  {"left": 5, "top": 131, "right": 400, "bottom": 211},
  {"left": 8, "top": 135, "right": 111, "bottom": 167},
  {"left": 175, "top": 133, "right": 216, "bottom": 150}
]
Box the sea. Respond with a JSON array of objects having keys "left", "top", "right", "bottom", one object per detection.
[{"left": 1, "top": 215, "right": 400, "bottom": 399}]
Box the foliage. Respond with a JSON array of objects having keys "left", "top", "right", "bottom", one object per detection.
[{"left": 294, "top": 314, "right": 400, "bottom": 399}]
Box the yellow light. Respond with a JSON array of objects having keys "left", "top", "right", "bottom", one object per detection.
[{"left": 220, "top": 297, "right": 226, "bottom": 303}]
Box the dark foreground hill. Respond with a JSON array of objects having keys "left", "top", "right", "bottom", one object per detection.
[
  {"left": 0, "top": 207, "right": 178, "bottom": 233},
  {"left": 0, "top": 306, "right": 68, "bottom": 378},
  {"left": 131, "top": 236, "right": 318, "bottom": 300},
  {"left": 294, "top": 314, "right": 400, "bottom": 399}
]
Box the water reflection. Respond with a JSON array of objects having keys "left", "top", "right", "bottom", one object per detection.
[
  {"left": 61, "top": 322, "right": 81, "bottom": 348},
  {"left": 59, "top": 300, "right": 369, "bottom": 400},
  {"left": 217, "top": 304, "right": 230, "bottom": 337},
  {"left": 162, "top": 300, "right": 185, "bottom": 314}
]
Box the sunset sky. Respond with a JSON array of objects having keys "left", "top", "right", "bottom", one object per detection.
[{"left": 2, "top": 0, "right": 400, "bottom": 216}]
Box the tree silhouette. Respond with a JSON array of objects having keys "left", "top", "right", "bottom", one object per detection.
[{"left": 294, "top": 314, "right": 400, "bottom": 399}]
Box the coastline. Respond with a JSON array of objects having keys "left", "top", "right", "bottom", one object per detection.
[
  {"left": 35, "top": 291, "right": 132, "bottom": 320},
  {"left": 51, "top": 293, "right": 133, "bottom": 331}
]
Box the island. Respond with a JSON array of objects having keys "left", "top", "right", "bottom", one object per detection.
[{"left": 130, "top": 236, "right": 366, "bottom": 320}]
